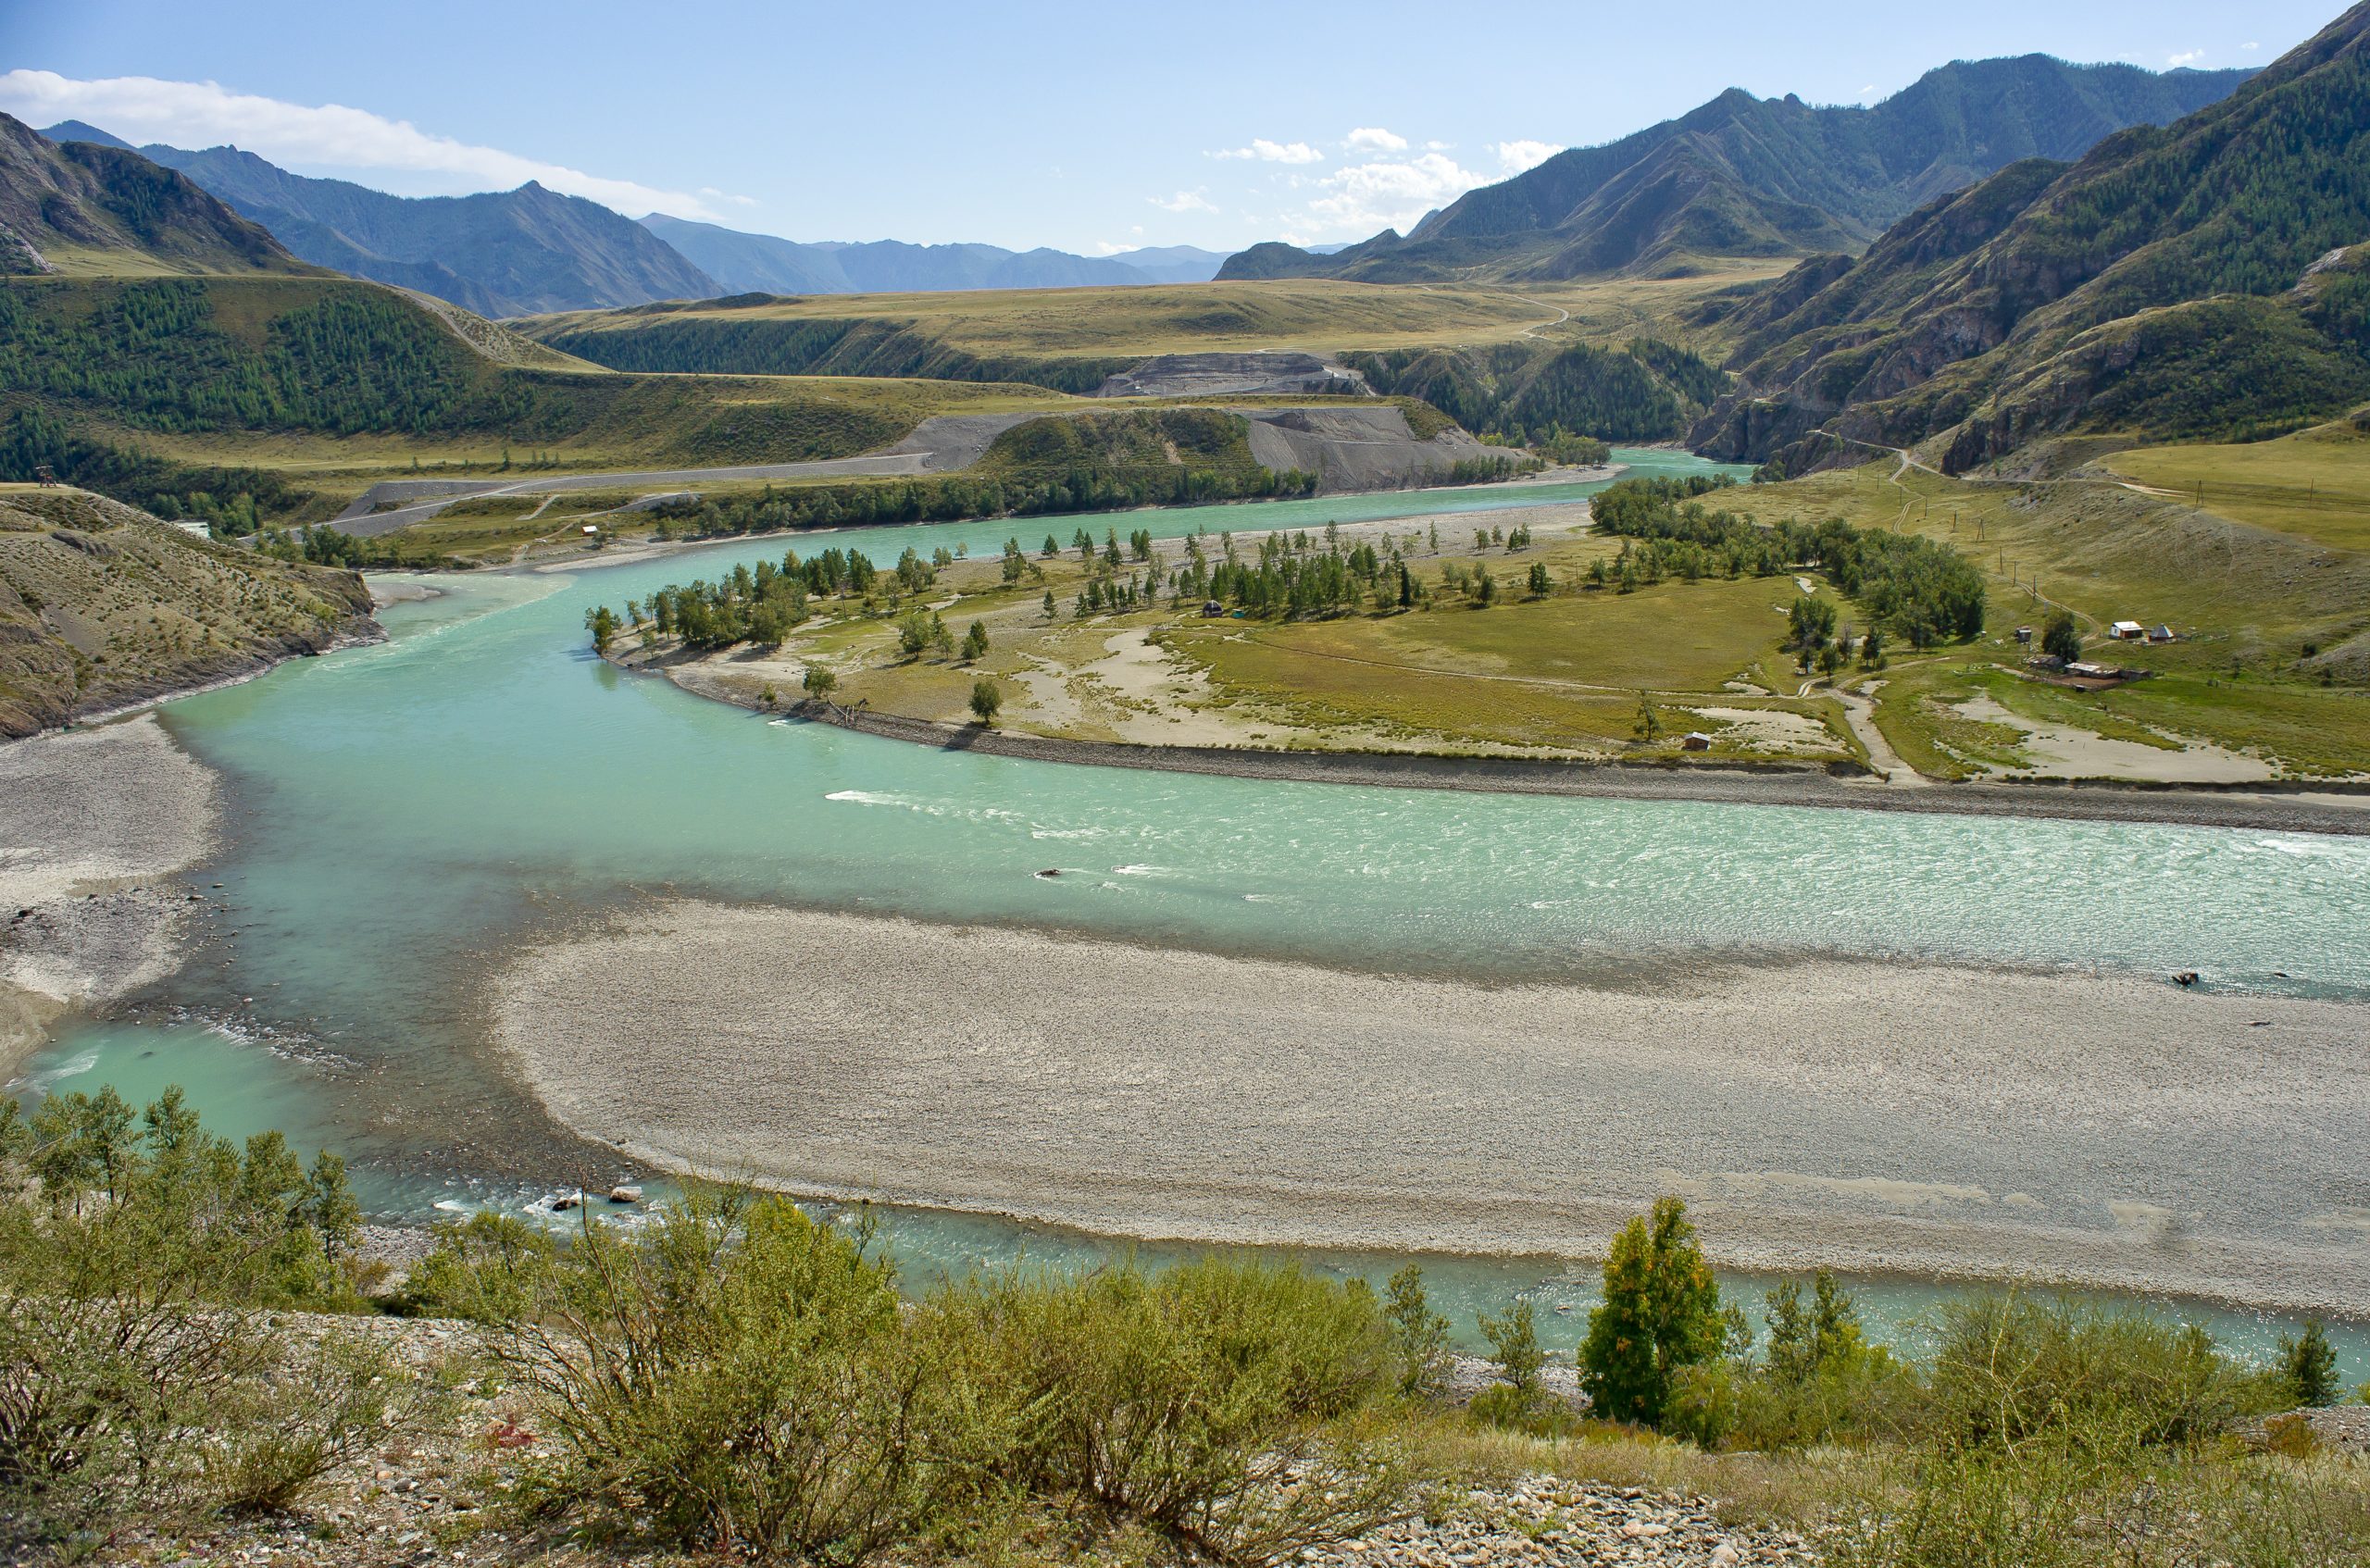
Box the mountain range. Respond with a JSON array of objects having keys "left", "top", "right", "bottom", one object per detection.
[
  {"left": 36, "top": 121, "right": 1227, "bottom": 313},
  {"left": 1220, "top": 56, "right": 2255, "bottom": 283},
  {"left": 1689, "top": 2, "right": 2370, "bottom": 474},
  {"left": 642, "top": 216, "right": 1227, "bottom": 295}
]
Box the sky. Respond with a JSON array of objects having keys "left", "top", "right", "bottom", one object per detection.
[{"left": 0, "top": 1, "right": 2343, "bottom": 256}]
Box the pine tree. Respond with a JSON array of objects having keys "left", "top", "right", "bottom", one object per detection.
[{"left": 1578, "top": 1197, "right": 1724, "bottom": 1426}]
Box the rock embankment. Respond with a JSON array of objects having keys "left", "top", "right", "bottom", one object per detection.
[{"left": 1097, "top": 351, "right": 1369, "bottom": 398}]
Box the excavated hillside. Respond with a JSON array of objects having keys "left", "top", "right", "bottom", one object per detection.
[{"left": 0, "top": 488, "right": 376, "bottom": 738}]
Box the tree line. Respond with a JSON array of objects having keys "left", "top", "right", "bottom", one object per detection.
[{"left": 1590, "top": 474, "right": 1987, "bottom": 645}]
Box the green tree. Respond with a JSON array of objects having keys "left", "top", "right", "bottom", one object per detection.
[
  {"left": 1633, "top": 693, "right": 1661, "bottom": 743},
  {"left": 2041, "top": 611, "right": 2083, "bottom": 663},
  {"left": 2279, "top": 1320, "right": 2339, "bottom": 1407},
  {"left": 1787, "top": 594, "right": 1838, "bottom": 652},
  {"left": 801, "top": 666, "right": 838, "bottom": 703},
  {"left": 1578, "top": 1198, "right": 1724, "bottom": 1427},
  {"left": 1764, "top": 1270, "right": 1866, "bottom": 1386},
  {"left": 960, "top": 620, "right": 990, "bottom": 663},
  {"left": 968, "top": 678, "right": 1003, "bottom": 726},
  {"left": 1042, "top": 590, "right": 1057, "bottom": 620},
  {"left": 1480, "top": 1296, "right": 1546, "bottom": 1397},
  {"left": 895, "top": 609, "right": 934, "bottom": 658},
  {"left": 1527, "top": 561, "right": 1551, "bottom": 597},
  {"left": 1382, "top": 1265, "right": 1451, "bottom": 1400},
  {"left": 583, "top": 604, "right": 619, "bottom": 654}
]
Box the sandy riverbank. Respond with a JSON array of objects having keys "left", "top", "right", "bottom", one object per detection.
[
  {"left": 0, "top": 715, "right": 220, "bottom": 1076},
  {"left": 494, "top": 900, "right": 2370, "bottom": 1315}
]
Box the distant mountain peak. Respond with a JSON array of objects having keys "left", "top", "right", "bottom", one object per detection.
[{"left": 1219, "top": 54, "right": 2256, "bottom": 284}]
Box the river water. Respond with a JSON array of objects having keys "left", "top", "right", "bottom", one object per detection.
[{"left": 17, "top": 452, "right": 2370, "bottom": 1371}]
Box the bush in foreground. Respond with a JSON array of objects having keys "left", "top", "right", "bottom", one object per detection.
[{"left": 0, "top": 1092, "right": 451, "bottom": 1548}]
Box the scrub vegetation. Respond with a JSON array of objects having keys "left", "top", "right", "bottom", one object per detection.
[{"left": 7, "top": 1093, "right": 2363, "bottom": 1565}]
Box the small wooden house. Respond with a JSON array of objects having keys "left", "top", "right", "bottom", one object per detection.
[{"left": 1682, "top": 731, "right": 1713, "bottom": 752}]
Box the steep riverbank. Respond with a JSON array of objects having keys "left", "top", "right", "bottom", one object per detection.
[
  {"left": 0, "top": 715, "right": 220, "bottom": 1076},
  {"left": 494, "top": 900, "right": 2370, "bottom": 1316}
]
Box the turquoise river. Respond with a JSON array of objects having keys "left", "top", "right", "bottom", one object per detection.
[{"left": 14, "top": 453, "right": 2369, "bottom": 1373}]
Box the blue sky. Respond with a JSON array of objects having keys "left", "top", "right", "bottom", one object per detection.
[{"left": 0, "top": 1, "right": 2340, "bottom": 255}]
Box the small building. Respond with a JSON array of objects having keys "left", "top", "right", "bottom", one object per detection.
[
  {"left": 2110, "top": 620, "right": 2147, "bottom": 641},
  {"left": 2027, "top": 653, "right": 2067, "bottom": 672},
  {"left": 2068, "top": 661, "right": 2116, "bottom": 678},
  {"left": 2014, "top": 626, "right": 2034, "bottom": 644},
  {"left": 2149, "top": 625, "right": 2177, "bottom": 643},
  {"left": 1682, "top": 731, "right": 1713, "bottom": 752},
  {"left": 581, "top": 523, "right": 600, "bottom": 536},
  {"left": 1202, "top": 600, "right": 1225, "bottom": 616}
]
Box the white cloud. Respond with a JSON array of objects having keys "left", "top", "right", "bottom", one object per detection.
[
  {"left": 1344, "top": 126, "right": 1407, "bottom": 153},
  {"left": 1212, "top": 137, "right": 1323, "bottom": 165},
  {"left": 0, "top": 69, "right": 731, "bottom": 218},
  {"left": 2242, "top": 41, "right": 2261, "bottom": 52},
  {"left": 1149, "top": 189, "right": 1216, "bottom": 214},
  {"left": 1494, "top": 139, "right": 1562, "bottom": 175},
  {"left": 2167, "top": 48, "right": 2206, "bottom": 68},
  {"left": 1305, "top": 151, "right": 1490, "bottom": 234}
]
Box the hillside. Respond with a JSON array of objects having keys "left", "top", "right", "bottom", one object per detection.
[
  {"left": 1690, "top": 4, "right": 2370, "bottom": 474},
  {"left": 513, "top": 280, "right": 1569, "bottom": 392},
  {"left": 0, "top": 485, "right": 375, "bottom": 737},
  {"left": 644, "top": 215, "right": 1227, "bottom": 294},
  {"left": 1219, "top": 56, "right": 2252, "bottom": 283},
  {"left": 0, "top": 113, "right": 308, "bottom": 278},
  {"left": 71, "top": 137, "right": 725, "bottom": 316},
  {"left": 0, "top": 271, "right": 1065, "bottom": 533}
]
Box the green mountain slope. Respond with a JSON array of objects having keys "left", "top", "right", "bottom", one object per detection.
[
  {"left": 1220, "top": 57, "right": 2252, "bottom": 283},
  {"left": 0, "top": 113, "right": 309, "bottom": 278},
  {"left": 0, "top": 485, "right": 375, "bottom": 737},
  {"left": 1690, "top": 4, "right": 2370, "bottom": 474}
]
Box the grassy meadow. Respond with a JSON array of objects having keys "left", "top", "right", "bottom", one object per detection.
[
  {"left": 2100, "top": 417, "right": 2370, "bottom": 554},
  {"left": 1715, "top": 444, "right": 2370, "bottom": 778}
]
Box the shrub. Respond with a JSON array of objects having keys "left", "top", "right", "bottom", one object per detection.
[
  {"left": 1479, "top": 1296, "right": 1547, "bottom": 1398},
  {"left": 1921, "top": 1294, "right": 2282, "bottom": 1454},
  {"left": 496, "top": 1189, "right": 992, "bottom": 1562},
  {"left": 939, "top": 1254, "right": 1413, "bottom": 1564},
  {"left": 0, "top": 1089, "right": 435, "bottom": 1543},
  {"left": 205, "top": 1332, "right": 455, "bottom": 1514},
  {"left": 2277, "top": 1320, "right": 2339, "bottom": 1408},
  {"left": 1665, "top": 1272, "right": 1914, "bottom": 1451},
  {"left": 1382, "top": 1265, "right": 1451, "bottom": 1400},
  {"left": 400, "top": 1211, "right": 558, "bottom": 1324}
]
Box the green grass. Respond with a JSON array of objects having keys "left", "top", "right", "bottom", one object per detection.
[
  {"left": 511, "top": 269, "right": 1781, "bottom": 384},
  {"left": 1166, "top": 573, "right": 1850, "bottom": 757},
  {"left": 1720, "top": 455, "right": 2370, "bottom": 775},
  {"left": 2099, "top": 415, "right": 2370, "bottom": 553}
]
